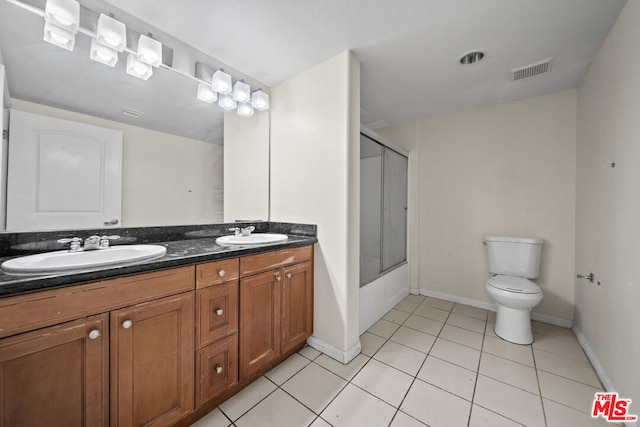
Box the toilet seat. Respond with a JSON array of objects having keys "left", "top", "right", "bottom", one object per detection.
[{"left": 488, "top": 275, "right": 541, "bottom": 294}]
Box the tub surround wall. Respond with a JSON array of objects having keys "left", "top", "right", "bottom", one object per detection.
[
  {"left": 8, "top": 99, "right": 223, "bottom": 228},
  {"left": 575, "top": 0, "right": 640, "bottom": 407},
  {"left": 270, "top": 51, "right": 361, "bottom": 362}
]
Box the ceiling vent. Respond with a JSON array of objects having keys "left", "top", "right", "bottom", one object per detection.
[{"left": 511, "top": 57, "right": 553, "bottom": 81}]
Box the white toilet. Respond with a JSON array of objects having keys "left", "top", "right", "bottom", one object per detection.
[{"left": 483, "top": 235, "right": 544, "bottom": 345}]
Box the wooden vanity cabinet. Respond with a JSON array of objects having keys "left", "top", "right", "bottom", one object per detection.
[{"left": 0, "top": 314, "right": 109, "bottom": 427}]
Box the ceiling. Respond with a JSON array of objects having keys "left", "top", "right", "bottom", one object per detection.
[{"left": 1, "top": 0, "right": 628, "bottom": 138}]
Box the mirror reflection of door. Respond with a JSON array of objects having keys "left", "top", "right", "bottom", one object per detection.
[{"left": 6, "top": 110, "right": 123, "bottom": 231}]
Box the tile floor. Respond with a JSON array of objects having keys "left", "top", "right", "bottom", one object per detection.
[{"left": 191, "top": 295, "right": 616, "bottom": 427}]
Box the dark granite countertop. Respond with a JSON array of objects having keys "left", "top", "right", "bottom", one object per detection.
[{"left": 0, "top": 222, "right": 317, "bottom": 297}]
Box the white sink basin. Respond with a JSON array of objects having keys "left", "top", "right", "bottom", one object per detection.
[
  {"left": 1, "top": 245, "right": 167, "bottom": 274},
  {"left": 216, "top": 233, "right": 288, "bottom": 246}
]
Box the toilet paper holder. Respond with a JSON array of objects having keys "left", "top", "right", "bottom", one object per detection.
[{"left": 577, "top": 272, "right": 594, "bottom": 283}]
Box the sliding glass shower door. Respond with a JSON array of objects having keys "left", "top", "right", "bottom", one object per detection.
[{"left": 360, "top": 133, "right": 408, "bottom": 286}]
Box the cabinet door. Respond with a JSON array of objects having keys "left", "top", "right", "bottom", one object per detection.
[
  {"left": 0, "top": 314, "right": 108, "bottom": 427},
  {"left": 197, "top": 281, "right": 238, "bottom": 348},
  {"left": 196, "top": 334, "right": 238, "bottom": 407},
  {"left": 239, "top": 270, "right": 281, "bottom": 379},
  {"left": 111, "top": 292, "right": 194, "bottom": 427},
  {"left": 281, "top": 262, "right": 314, "bottom": 353}
]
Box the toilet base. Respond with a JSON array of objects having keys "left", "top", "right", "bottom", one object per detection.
[{"left": 494, "top": 304, "right": 534, "bottom": 345}]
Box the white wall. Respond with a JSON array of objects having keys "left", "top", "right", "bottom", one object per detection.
[
  {"left": 223, "top": 110, "right": 270, "bottom": 222},
  {"left": 575, "top": 0, "right": 640, "bottom": 405},
  {"left": 270, "top": 51, "right": 361, "bottom": 361},
  {"left": 380, "top": 90, "right": 577, "bottom": 322},
  {"left": 10, "top": 99, "right": 223, "bottom": 227}
]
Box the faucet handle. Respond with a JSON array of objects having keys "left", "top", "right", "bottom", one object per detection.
[
  {"left": 229, "top": 227, "right": 241, "bottom": 236},
  {"left": 241, "top": 226, "right": 255, "bottom": 236},
  {"left": 99, "top": 235, "right": 120, "bottom": 249},
  {"left": 57, "top": 237, "right": 82, "bottom": 251}
]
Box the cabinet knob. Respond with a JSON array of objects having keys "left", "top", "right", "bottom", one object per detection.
[
  {"left": 275, "top": 276, "right": 282, "bottom": 281},
  {"left": 286, "top": 273, "right": 292, "bottom": 279},
  {"left": 122, "top": 320, "right": 133, "bottom": 329},
  {"left": 88, "top": 329, "right": 101, "bottom": 340},
  {"left": 218, "top": 269, "right": 226, "bottom": 277},
  {"left": 216, "top": 366, "right": 223, "bottom": 374},
  {"left": 215, "top": 309, "right": 224, "bottom": 316}
]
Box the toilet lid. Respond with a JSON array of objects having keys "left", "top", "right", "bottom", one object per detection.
[{"left": 488, "top": 275, "right": 541, "bottom": 294}]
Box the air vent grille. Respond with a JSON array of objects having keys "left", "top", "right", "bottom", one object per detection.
[{"left": 511, "top": 58, "right": 553, "bottom": 81}]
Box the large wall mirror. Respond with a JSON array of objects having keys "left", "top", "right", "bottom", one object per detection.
[{"left": 0, "top": 0, "right": 271, "bottom": 232}]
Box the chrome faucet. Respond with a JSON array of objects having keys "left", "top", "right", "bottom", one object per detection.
[
  {"left": 57, "top": 235, "right": 120, "bottom": 252},
  {"left": 229, "top": 227, "right": 241, "bottom": 236},
  {"left": 241, "top": 226, "right": 255, "bottom": 236}
]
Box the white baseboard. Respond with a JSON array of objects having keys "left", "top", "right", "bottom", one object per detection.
[
  {"left": 306, "top": 336, "right": 361, "bottom": 364},
  {"left": 420, "top": 289, "right": 573, "bottom": 328}
]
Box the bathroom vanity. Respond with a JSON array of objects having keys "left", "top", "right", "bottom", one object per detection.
[{"left": 0, "top": 224, "right": 316, "bottom": 426}]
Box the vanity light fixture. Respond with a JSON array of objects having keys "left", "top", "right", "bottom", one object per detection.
[
  {"left": 43, "top": 21, "right": 76, "bottom": 51},
  {"left": 218, "top": 93, "right": 238, "bottom": 111},
  {"left": 89, "top": 38, "right": 118, "bottom": 66},
  {"left": 96, "top": 14, "right": 127, "bottom": 52},
  {"left": 237, "top": 102, "right": 254, "bottom": 117},
  {"left": 126, "top": 53, "right": 153, "bottom": 80},
  {"left": 232, "top": 80, "right": 251, "bottom": 103},
  {"left": 211, "top": 69, "right": 232, "bottom": 95},
  {"left": 197, "top": 83, "right": 218, "bottom": 103},
  {"left": 137, "top": 34, "right": 162, "bottom": 67},
  {"left": 251, "top": 89, "right": 270, "bottom": 111},
  {"left": 44, "top": 0, "right": 80, "bottom": 33}
]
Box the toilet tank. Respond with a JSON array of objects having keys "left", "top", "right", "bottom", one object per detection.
[{"left": 483, "top": 235, "right": 543, "bottom": 278}]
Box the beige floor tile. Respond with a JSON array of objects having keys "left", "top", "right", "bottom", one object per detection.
[
  {"left": 383, "top": 308, "right": 411, "bottom": 325},
  {"left": 543, "top": 398, "right": 616, "bottom": 427},
  {"left": 373, "top": 340, "right": 427, "bottom": 376},
  {"left": 390, "top": 326, "right": 436, "bottom": 354},
  {"left": 482, "top": 336, "right": 534, "bottom": 367},
  {"left": 418, "top": 356, "right": 476, "bottom": 401},
  {"left": 532, "top": 334, "right": 588, "bottom": 362},
  {"left": 404, "top": 314, "right": 445, "bottom": 336},
  {"left": 190, "top": 408, "right": 232, "bottom": 427},
  {"left": 368, "top": 318, "right": 401, "bottom": 338},
  {"left": 352, "top": 359, "right": 414, "bottom": 407},
  {"left": 534, "top": 349, "right": 601, "bottom": 387},
  {"left": 439, "top": 324, "right": 484, "bottom": 350},
  {"left": 314, "top": 353, "right": 369, "bottom": 381},
  {"left": 473, "top": 375, "right": 545, "bottom": 427},
  {"left": 309, "top": 416, "right": 333, "bottom": 427},
  {"left": 531, "top": 321, "right": 576, "bottom": 342},
  {"left": 298, "top": 345, "right": 322, "bottom": 361},
  {"left": 468, "top": 405, "right": 524, "bottom": 426},
  {"left": 421, "top": 297, "right": 455, "bottom": 311},
  {"left": 264, "top": 353, "right": 310, "bottom": 385},
  {"left": 390, "top": 411, "right": 428, "bottom": 426},
  {"left": 219, "top": 376, "right": 277, "bottom": 421},
  {"left": 446, "top": 312, "right": 486, "bottom": 333},
  {"left": 400, "top": 379, "right": 471, "bottom": 426},
  {"left": 487, "top": 310, "right": 497, "bottom": 322},
  {"left": 395, "top": 300, "right": 420, "bottom": 313},
  {"left": 321, "top": 383, "right": 396, "bottom": 427},
  {"left": 478, "top": 352, "right": 538, "bottom": 394},
  {"left": 360, "top": 332, "right": 387, "bottom": 356},
  {"left": 452, "top": 304, "right": 488, "bottom": 320},
  {"left": 485, "top": 321, "right": 498, "bottom": 338},
  {"left": 413, "top": 304, "right": 450, "bottom": 322},
  {"left": 537, "top": 370, "right": 603, "bottom": 413},
  {"left": 235, "top": 389, "right": 315, "bottom": 427},
  {"left": 403, "top": 294, "right": 426, "bottom": 304},
  {"left": 281, "top": 363, "right": 347, "bottom": 413},
  {"left": 430, "top": 338, "right": 481, "bottom": 371}
]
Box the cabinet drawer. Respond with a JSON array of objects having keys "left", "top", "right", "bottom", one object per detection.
[
  {"left": 0, "top": 266, "right": 195, "bottom": 339},
  {"left": 196, "top": 334, "right": 238, "bottom": 407},
  {"left": 196, "top": 258, "right": 239, "bottom": 288},
  {"left": 240, "top": 245, "right": 313, "bottom": 277},
  {"left": 197, "top": 281, "right": 239, "bottom": 348}
]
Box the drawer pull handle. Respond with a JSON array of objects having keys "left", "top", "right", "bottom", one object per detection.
[
  {"left": 215, "top": 309, "right": 224, "bottom": 316},
  {"left": 216, "top": 366, "right": 223, "bottom": 374},
  {"left": 122, "top": 320, "right": 133, "bottom": 329},
  {"left": 88, "top": 329, "right": 101, "bottom": 340},
  {"left": 218, "top": 270, "right": 226, "bottom": 277},
  {"left": 286, "top": 273, "right": 292, "bottom": 279},
  {"left": 275, "top": 275, "right": 282, "bottom": 281}
]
